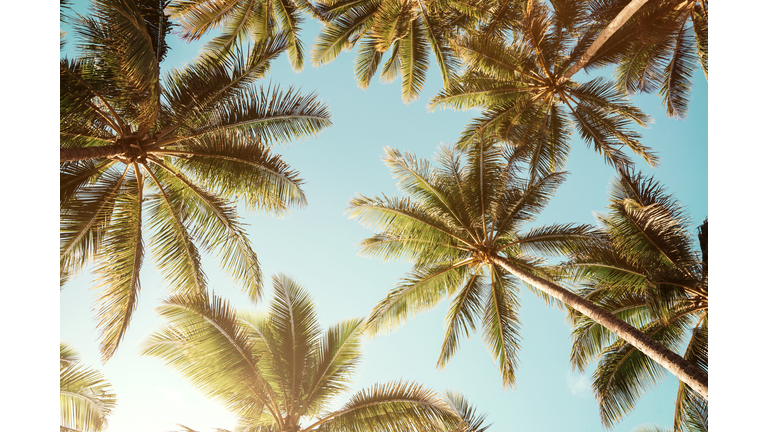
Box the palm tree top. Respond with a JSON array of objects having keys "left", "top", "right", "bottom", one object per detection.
[
  {"left": 348, "top": 141, "right": 598, "bottom": 387},
  {"left": 61, "top": 0, "right": 332, "bottom": 361},
  {"left": 141, "top": 273, "right": 489, "bottom": 432}
]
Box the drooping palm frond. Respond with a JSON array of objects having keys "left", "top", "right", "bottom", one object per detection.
[
  {"left": 143, "top": 275, "right": 484, "bottom": 432},
  {"left": 583, "top": 0, "right": 707, "bottom": 119},
  {"left": 60, "top": 344, "right": 117, "bottom": 432},
  {"left": 167, "top": 0, "right": 317, "bottom": 70},
  {"left": 312, "top": 0, "right": 485, "bottom": 102},
  {"left": 61, "top": 0, "right": 331, "bottom": 361}
]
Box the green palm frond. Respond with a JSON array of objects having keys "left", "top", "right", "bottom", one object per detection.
[
  {"left": 91, "top": 175, "right": 145, "bottom": 361},
  {"left": 144, "top": 164, "right": 208, "bottom": 293},
  {"left": 366, "top": 262, "right": 472, "bottom": 336},
  {"left": 313, "top": 0, "right": 485, "bottom": 101},
  {"left": 300, "top": 318, "right": 365, "bottom": 417},
  {"left": 60, "top": 165, "right": 130, "bottom": 286},
  {"left": 481, "top": 265, "right": 521, "bottom": 388},
  {"left": 141, "top": 290, "right": 272, "bottom": 416},
  {"left": 438, "top": 270, "right": 485, "bottom": 368},
  {"left": 584, "top": 0, "right": 707, "bottom": 118},
  {"left": 441, "top": 390, "right": 492, "bottom": 432},
  {"left": 60, "top": 344, "right": 117, "bottom": 432},
  {"left": 311, "top": 380, "right": 462, "bottom": 432},
  {"left": 149, "top": 158, "right": 263, "bottom": 299}
]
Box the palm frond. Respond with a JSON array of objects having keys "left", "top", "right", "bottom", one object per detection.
[
  {"left": 365, "top": 262, "right": 471, "bottom": 336},
  {"left": 91, "top": 175, "right": 145, "bottom": 361},
  {"left": 168, "top": 132, "right": 307, "bottom": 214},
  {"left": 144, "top": 164, "right": 208, "bottom": 293},
  {"left": 481, "top": 265, "right": 521, "bottom": 388},
  {"left": 311, "top": 380, "right": 461, "bottom": 432},
  {"left": 60, "top": 351, "right": 117, "bottom": 432},
  {"left": 140, "top": 290, "right": 273, "bottom": 416},
  {"left": 150, "top": 158, "right": 263, "bottom": 299}
]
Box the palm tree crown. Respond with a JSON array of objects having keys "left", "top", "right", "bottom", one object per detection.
[
  {"left": 348, "top": 141, "right": 598, "bottom": 387},
  {"left": 430, "top": 0, "right": 657, "bottom": 178},
  {"left": 60, "top": 0, "right": 332, "bottom": 361},
  {"left": 563, "top": 169, "right": 707, "bottom": 431},
  {"left": 141, "top": 274, "right": 489, "bottom": 432}
]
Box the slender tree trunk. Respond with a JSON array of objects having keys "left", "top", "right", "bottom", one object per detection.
[
  {"left": 61, "top": 143, "right": 126, "bottom": 162},
  {"left": 489, "top": 255, "right": 708, "bottom": 400},
  {"left": 558, "top": 0, "right": 649, "bottom": 84}
]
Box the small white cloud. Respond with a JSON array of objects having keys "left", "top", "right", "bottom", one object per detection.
[
  {"left": 156, "top": 386, "right": 185, "bottom": 406},
  {"left": 566, "top": 371, "right": 591, "bottom": 398}
]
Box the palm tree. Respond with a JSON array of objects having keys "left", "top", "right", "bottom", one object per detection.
[
  {"left": 311, "top": 0, "right": 496, "bottom": 103},
  {"left": 141, "top": 274, "right": 490, "bottom": 432},
  {"left": 429, "top": 0, "right": 657, "bottom": 178},
  {"left": 574, "top": 0, "right": 708, "bottom": 119},
  {"left": 60, "top": 0, "right": 332, "bottom": 361},
  {"left": 346, "top": 140, "right": 707, "bottom": 399},
  {"left": 562, "top": 170, "right": 707, "bottom": 430},
  {"left": 60, "top": 343, "right": 118, "bottom": 432},
  {"left": 166, "top": 0, "right": 325, "bottom": 71}
]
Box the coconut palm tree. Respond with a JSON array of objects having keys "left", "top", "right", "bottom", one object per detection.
[
  {"left": 562, "top": 170, "right": 707, "bottom": 430},
  {"left": 60, "top": 0, "right": 332, "bottom": 361},
  {"left": 311, "top": 0, "right": 498, "bottom": 103},
  {"left": 429, "top": 0, "right": 657, "bottom": 178},
  {"left": 166, "top": 0, "right": 325, "bottom": 71},
  {"left": 576, "top": 0, "right": 708, "bottom": 119},
  {"left": 60, "top": 343, "right": 118, "bottom": 432},
  {"left": 347, "top": 139, "right": 707, "bottom": 399},
  {"left": 141, "top": 274, "right": 490, "bottom": 432}
]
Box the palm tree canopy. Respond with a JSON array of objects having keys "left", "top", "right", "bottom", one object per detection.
[
  {"left": 167, "top": 0, "right": 325, "bottom": 71},
  {"left": 60, "top": 343, "right": 118, "bottom": 432},
  {"left": 60, "top": 0, "right": 332, "bottom": 361},
  {"left": 581, "top": 0, "right": 707, "bottom": 119},
  {"left": 140, "top": 274, "right": 488, "bottom": 432},
  {"left": 311, "top": 0, "right": 498, "bottom": 103},
  {"left": 430, "top": 0, "right": 657, "bottom": 178},
  {"left": 562, "top": 169, "right": 707, "bottom": 430},
  {"left": 347, "top": 140, "right": 598, "bottom": 388}
]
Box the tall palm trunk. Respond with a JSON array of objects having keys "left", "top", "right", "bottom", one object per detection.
[
  {"left": 488, "top": 254, "right": 708, "bottom": 400},
  {"left": 558, "top": 0, "right": 650, "bottom": 84}
]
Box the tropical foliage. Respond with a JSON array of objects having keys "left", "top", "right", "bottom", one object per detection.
[
  {"left": 167, "top": 0, "right": 325, "bottom": 70},
  {"left": 311, "top": 0, "right": 496, "bottom": 102},
  {"left": 429, "top": 0, "right": 658, "bottom": 178},
  {"left": 347, "top": 139, "right": 705, "bottom": 398},
  {"left": 141, "top": 274, "right": 489, "bottom": 432},
  {"left": 582, "top": 0, "right": 708, "bottom": 118},
  {"left": 60, "top": 343, "right": 118, "bottom": 432},
  {"left": 60, "top": 0, "right": 331, "bottom": 361},
  {"left": 562, "top": 170, "right": 707, "bottom": 431}
]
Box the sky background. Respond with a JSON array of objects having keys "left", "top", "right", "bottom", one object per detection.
[{"left": 7, "top": 1, "right": 760, "bottom": 431}]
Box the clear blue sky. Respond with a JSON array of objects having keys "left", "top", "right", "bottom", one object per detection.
[{"left": 54, "top": 3, "right": 716, "bottom": 432}]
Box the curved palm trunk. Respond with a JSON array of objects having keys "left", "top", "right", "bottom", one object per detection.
[
  {"left": 558, "top": 0, "right": 649, "bottom": 84},
  {"left": 489, "top": 255, "right": 708, "bottom": 400},
  {"left": 61, "top": 143, "right": 126, "bottom": 162}
]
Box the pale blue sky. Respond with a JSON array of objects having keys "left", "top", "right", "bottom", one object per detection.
[{"left": 54, "top": 3, "right": 715, "bottom": 432}]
